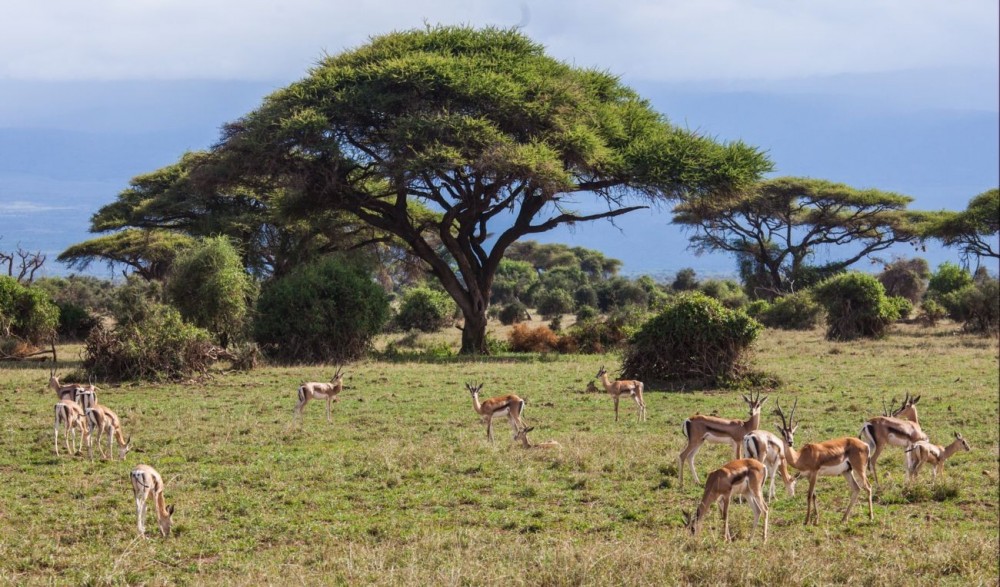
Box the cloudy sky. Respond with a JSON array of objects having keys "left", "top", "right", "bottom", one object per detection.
[{"left": 1, "top": 1, "right": 997, "bottom": 276}]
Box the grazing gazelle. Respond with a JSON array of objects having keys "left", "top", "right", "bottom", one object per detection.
[
  {"left": 595, "top": 366, "right": 646, "bottom": 422},
  {"left": 859, "top": 394, "right": 928, "bottom": 486},
  {"left": 678, "top": 391, "right": 768, "bottom": 489},
  {"left": 742, "top": 430, "right": 797, "bottom": 502},
  {"left": 130, "top": 465, "right": 175, "bottom": 538},
  {"left": 465, "top": 382, "right": 526, "bottom": 443},
  {"left": 295, "top": 367, "right": 344, "bottom": 422},
  {"left": 54, "top": 399, "right": 88, "bottom": 456},
  {"left": 776, "top": 399, "right": 874, "bottom": 525},
  {"left": 514, "top": 427, "right": 561, "bottom": 449},
  {"left": 906, "top": 432, "right": 971, "bottom": 481},
  {"left": 682, "top": 458, "right": 769, "bottom": 542},
  {"left": 86, "top": 405, "right": 132, "bottom": 461}
]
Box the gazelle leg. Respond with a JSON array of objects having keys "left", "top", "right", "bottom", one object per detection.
[
  {"left": 613, "top": 396, "right": 620, "bottom": 422},
  {"left": 326, "top": 397, "right": 332, "bottom": 422},
  {"left": 721, "top": 495, "right": 732, "bottom": 542},
  {"left": 486, "top": 416, "right": 494, "bottom": 443},
  {"left": 841, "top": 471, "right": 860, "bottom": 522},
  {"left": 805, "top": 475, "right": 818, "bottom": 525},
  {"left": 868, "top": 443, "right": 884, "bottom": 487}
]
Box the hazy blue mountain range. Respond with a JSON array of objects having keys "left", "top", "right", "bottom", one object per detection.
[{"left": 1, "top": 75, "right": 997, "bottom": 281}]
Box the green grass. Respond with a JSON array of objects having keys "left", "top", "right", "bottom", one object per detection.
[{"left": 1, "top": 323, "right": 997, "bottom": 585}]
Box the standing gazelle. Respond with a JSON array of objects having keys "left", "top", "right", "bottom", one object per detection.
[
  {"left": 48, "top": 368, "right": 82, "bottom": 401},
  {"left": 86, "top": 405, "right": 132, "bottom": 461},
  {"left": 465, "top": 382, "right": 526, "bottom": 443},
  {"left": 130, "top": 465, "right": 175, "bottom": 538},
  {"left": 295, "top": 367, "right": 344, "bottom": 422},
  {"left": 906, "top": 432, "right": 971, "bottom": 481},
  {"left": 742, "top": 430, "right": 797, "bottom": 502},
  {"left": 54, "top": 399, "right": 88, "bottom": 456},
  {"left": 595, "top": 366, "right": 646, "bottom": 422},
  {"left": 682, "top": 458, "right": 769, "bottom": 542},
  {"left": 678, "top": 391, "right": 767, "bottom": 489},
  {"left": 776, "top": 399, "right": 874, "bottom": 525},
  {"left": 859, "top": 394, "right": 927, "bottom": 486}
]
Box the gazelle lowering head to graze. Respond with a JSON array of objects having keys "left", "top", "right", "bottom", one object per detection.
[
  {"left": 742, "top": 430, "right": 797, "bottom": 502},
  {"left": 678, "top": 390, "right": 767, "bottom": 489},
  {"left": 595, "top": 366, "right": 646, "bottom": 422},
  {"left": 466, "top": 382, "right": 526, "bottom": 443},
  {"left": 130, "top": 465, "right": 174, "bottom": 538},
  {"left": 776, "top": 399, "right": 874, "bottom": 525},
  {"left": 859, "top": 394, "right": 928, "bottom": 486},
  {"left": 54, "top": 399, "right": 88, "bottom": 456},
  {"left": 682, "top": 458, "right": 769, "bottom": 543},
  {"left": 86, "top": 404, "right": 132, "bottom": 461},
  {"left": 906, "top": 432, "right": 971, "bottom": 481},
  {"left": 295, "top": 367, "right": 344, "bottom": 422},
  {"left": 514, "top": 427, "right": 561, "bottom": 449}
]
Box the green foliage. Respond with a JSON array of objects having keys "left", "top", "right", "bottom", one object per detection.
[
  {"left": 165, "top": 236, "right": 258, "bottom": 346},
  {"left": 621, "top": 292, "right": 762, "bottom": 385},
  {"left": 497, "top": 301, "right": 530, "bottom": 326},
  {"left": 887, "top": 296, "right": 914, "bottom": 321},
  {"left": 758, "top": 291, "right": 824, "bottom": 330},
  {"left": 491, "top": 259, "right": 538, "bottom": 305},
  {"left": 927, "top": 262, "right": 973, "bottom": 297},
  {"left": 596, "top": 277, "right": 649, "bottom": 312},
  {"left": 573, "top": 285, "right": 598, "bottom": 309},
  {"left": 53, "top": 301, "right": 99, "bottom": 340},
  {"left": 396, "top": 286, "right": 456, "bottom": 332},
  {"left": 254, "top": 257, "right": 390, "bottom": 363},
  {"left": 956, "top": 277, "right": 999, "bottom": 335},
  {"left": 83, "top": 303, "right": 214, "bottom": 381},
  {"left": 813, "top": 272, "right": 900, "bottom": 340},
  {"left": 878, "top": 258, "right": 930, "bottom": 303},
  {"left": 32, "top": 275, "right": 116, "bottom": 315},
  {"left": 0, "top": 276, "right": 59, "bottom": 345},
  {"left": 698, "top": 278, "right": 749, "bottom": 309},
  {"left": 574, "top": 304, "right": 599, "bottom": 322},
  {"left": 536, "top": 288, "right": 575, "bottom": 318},
  {"left": 671, "top": 268, "right": 699, "bottom": 291},
  {"left": 921, "top": 188, "right": 999, "bottom": 261},
  {"left": 58, "top": 228, "right": 197, "bottom": 280},
  {"left": 744, "top": 299, "right": 771, "bottom": 318},
  {"left": 111, "top": 276, "right": 164, "bottom": 326},
  {"left": 918, "top": 298, "right": 948, "bottom": 326},
  {"left": 564, "top": 307, "right": 647, "bottom": 354}
]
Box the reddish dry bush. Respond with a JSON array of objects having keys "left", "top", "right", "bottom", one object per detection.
[{"left": 508, "top": 323, "right": 559, "bottom": 353}]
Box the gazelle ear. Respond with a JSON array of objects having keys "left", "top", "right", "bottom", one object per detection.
[
  {"left": 954, "top": 431, "right": 961, "bottom": 439},
  {"left": 741, "top": 395, "right": 750, "bottom": 404},
  {"left": 912, "top": 395, "right": 921, "bottom": 405},
  {"left": 759, "top": 396, "right": 769, "bottom": 406}
]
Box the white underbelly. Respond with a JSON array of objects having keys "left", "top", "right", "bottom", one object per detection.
[
  {"left": 818, "top": 461, "right": 850, "bottom": 476},
  {"left": 312, "top": 392, "right": 333, "bottom": 399},
  {"left": 886, "top": 433, "right": 912, "bottom": 446},
  {"left": 702, "top": 433, "right": 736, "bottom": 444},
  {"left": 492, "top": 408, "right": 510, "bottom": 418}
]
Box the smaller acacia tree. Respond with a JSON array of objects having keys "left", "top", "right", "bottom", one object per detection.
[{"left": 922, "top": 188, "right": 999, "bottom": 265}]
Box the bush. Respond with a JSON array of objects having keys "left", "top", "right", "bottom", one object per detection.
[
  {"left": 927, "top": 262, "right": 973, "bottom": 297},
  {"left": 744, "top": 299, "right": 771, "bottom": 319},
  {"left": 596, "top": 278, "right": 649, "bottom": 312},
  {"left": 32, "top": 275, "right": 116, "bottom": 316},
  {"left": 498, "top": 300, "right": 530, "bottom": 325},
  {"left": 672, "top": 268, "right": 698, "bottom": 291},
  {"left": 83, "top": 303, "right": 215, "bottom": 381},
  {"left": 0, "top": 276, "right": 59, "bottom": 345},
  {"left": 813, "top": 272, "right": 900, "bottom": 340},
  {"left": 887, "top": 296, "right": 914, "bottom": 321},
  {"left": 698, "top": 279, "right": 749, "bottom": 309},
  {"left": 574, "top": 285, "right": 598, "bottom": 309},
  {"left": 620, "top": 292, "right": 762, "bottom": 385},
  {"left": 536, "top": 288, "right": 575, "bottom": 318},
  {"left": 54, "top": 300, "right": 99, "bottom": 339},
  {"left": 878, "top": 258, "right": 929, "bottom": 303},
  {"left": 918, "top": 298, "right": 948, "bottom": 326},
  {"left": 396, "top": 286, "right": 455, "bottom": 332},
  {"left": 958, "top": 277, "right": 999, "bottom": 335},
  {"left": 508, "top": 323, "right": 559, "bottom": 353},
  {"left": 758, "top": 291, "right": 824, "bottom": 330},
  {"left": 575, "top": 305, "right": 599, "bottom": 322},
  {"left": 254, "top": 257, "right": 390, "bottom": 363}
]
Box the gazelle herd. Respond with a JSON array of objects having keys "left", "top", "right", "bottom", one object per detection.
[{"left": 40, "top": 362, "right": 971, "bottom": 544}]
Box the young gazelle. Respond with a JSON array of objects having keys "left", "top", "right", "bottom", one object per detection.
[
  {"left": 130, "top": 465, "right": 175, "bottom": 537},
  {"left": 86, "top": 405, "right": 132, "bottom": 461},
  {"left": 859, "top": 395, "right": 928, "bottom": 486},
  {"left": 678, "top": 391, "right": 768, "bottom": 489},
  {"left": 54, "top": 399, "right": 88, "bottom": 456},
  {"left": 595, "top": 366, "right": 646, "bottom": 422},
  {"left": 295, "top": 367, "right": 344, "bottom": 422},
  {"left": 776, "top": 400, "right": 874, "bottom": 525},
  {"left": 742, "top": 430, "right": 797, "bottom": 502},
  {"left": 465, "top": 382, "right": 526, "bottom": 443},
  {"left": 906, "top": 432, "right": 971, "bottom": 481},
  {"left": 514, "top": 427, "right": 561, "bottom": 449},
  {"left": 682, "top": 458, "right": 769, "bottom": 543}
]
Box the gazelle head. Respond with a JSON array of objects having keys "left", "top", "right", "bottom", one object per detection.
[
  {"left": 891, "top": 393, "right": 920, "bottom": 420},
  {"left": 741, "top": 390, "right": 768, "bottom": 417},
  {"left": 595, "top": 366, "right": 608, "bottom": 379},
  {"left": 465, "top": 382, "right": 483, "bottom": 397},
  {"left": 331, "top": 366, "right": 344, "bottom": 385},
  {"left": 954, "top": 431, "right": 971, "bottom": 452},
  {"left": 681, "top": 510, "right": 702, "bottom": 536},
  {"left": 119, "top": 435, "right": 133, "bottom": 461},
  {"left": 48, "top": 367, "right": 60, "bottom": 390},
  {"left": 159, "top": 504, "right": 176, "bottom": 537},
  {"left": 775, "top": 398, "right": 799, "bottom": 448},
  {"left": 514, "top": 426, "right": 535, "bottom": 441}
]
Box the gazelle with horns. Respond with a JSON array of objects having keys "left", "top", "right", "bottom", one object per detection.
[
  {"left": 130, "top": 465, "right": 175, "bottom": 538},
  {"left": 465, "top": 382, "right": 526, "bottom": 442},
  {"left": 678, "top": 391, "right": 767, "bottom": 489},
  {"left": 48, "top": 367, "right": 82, "bottom": 401},
  {"left": 905, "top": 432, "right": 971, "bottom": 481},
  {"left": 514, "top": 427, "right": 561, "bottom": 449},
  {"left": 295, "top": 367, "right": 344, "bottom": 422},
  {"left": 776, "top": 399, "right": 874, "bottom": 525},
  {"left": 682, "top": 458, "right": 769, "bottom": 542},
  {"left": 742, "top": 430, "right": 797, "bottom": 502},
  {"left": 86, "top": 404, "right": 132, "bottom": 461},
  {"left": 595, "top": 366, "right": 646, "bottom": 422},
  {"left": 860, "top": 393, "right": 927, "bottom": 486}
]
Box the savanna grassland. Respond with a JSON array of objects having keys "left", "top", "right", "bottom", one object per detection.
[{"left": 1, "top": 322, "right": 997, "bottom": 586}]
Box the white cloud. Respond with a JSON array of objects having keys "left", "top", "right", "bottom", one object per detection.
[
  {"left": 0, "top": 201, "right": 74, "bottom": 215},
  {"left": 1, "top": 0, "right": 996, "bottom": 83}
]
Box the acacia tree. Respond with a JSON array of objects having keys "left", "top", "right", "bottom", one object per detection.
[
  {"left": 58, "top": 228, "right": 196, "bottom": 280},
  {"left": 673, "top": 176, "right": 925, "bottom": 298},
  {"left": 923, "top": 188, "right": 1000, "bottom": 265},
  {"left": 206, "top": 26, "right": 771, "bottom": 353}
]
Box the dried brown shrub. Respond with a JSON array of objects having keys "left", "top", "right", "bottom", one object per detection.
[{"left": 508, "top": 323, "right": 559, "bottom": 353}]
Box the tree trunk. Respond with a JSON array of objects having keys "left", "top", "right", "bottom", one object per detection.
[{"left": 460, "top": 309, "right": 489, "bottom": 355}]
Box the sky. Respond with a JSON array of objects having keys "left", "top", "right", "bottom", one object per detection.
[{"left": 0, "top": 0, "right": 997, "bottom": 279}]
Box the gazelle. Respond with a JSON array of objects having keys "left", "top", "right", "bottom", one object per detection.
[
  {"left": 54, "top": 399, "right": 88, "bottom": 456},
  {"left": 678, "top": 391, "right": 767, "bottom": 489},
  {"left": 48, "top": 368, "right": 82, "bottom": 401},
  {"left": 887, "top": 392, "right": 921, "bottom": 423},
  {"left": 295, "top": 367, "right": 344, "bottom": 422},
  {"left": 776, "top": 399, "right": 874, "bottom": 525},
  {"left": 86, "top": 405, "right": 132, "bottom": 461},
  {"left": 742, "top": 430, "right": 797, "bottom": 502},
  {"left": 74, "top": 384, "right": 98, "bottom": 412},
  {"left": 514, "top": 427, "right": 561, "bottom": 449},
  {"left": 130, "top": 465, "right": 175, "bottom": 538},
  {"left": 595, "top": 366, "right": 646, "bottom": 422},
  {"left": 465, "top": 382, "right": 526, "bottom": 443},
  {"left": 905, "top": 432, "right": 971, "bottom": 481},
  {"left": 859, "top": 395, "right": 928, "bottom": 486},
  {"left": 682, "top": 458, "right": 769, "bottom": 542}
]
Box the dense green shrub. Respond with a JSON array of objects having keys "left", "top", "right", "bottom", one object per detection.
[
  {"left": 111, "top": 276, "right": 165, "bottom": 326},
  {"left": 744, "top": 299, "right": 771, "bottom": 319},
  {"left": 936, "top": 284, "right": 977, "bottom": 321},
  {"left": 620, "top": 292, "right": 762, "bottom": 385},
  {"left": 575, "top": 304, "right": 599, "bottom": 322},
  {"left": 887, "top": 296, "right": 914, "bottom": 321},
  {"left": 536, "top": 288, "right": 575, "bottom": 318},
  {"left": 0, "top": 276, "right": 59, "bottom": 345},
  {"left": 574, "top": 285, "right": 599, "bottom": 309},
  {"left": 671, "top": 268, "right": 699, "bottom": 291},
  {"left": 878, "top": 258, "right": 930, "bottom": 303},
  {"left": 813, "top": 272, "right": 900, "bottom": 340},
  {"left": 758, "top": 291, "right": 824, "bottom": 330},
  {"left": 698, "top": 279, "right": 749, "bottom": 309},
  {"left": 498, "top": 300, "right": 530, "bottom": 325},
  {"left": 491, "top": 259, "right": 538, "bottom": 305},
  {"left": 83, "top": 303, "right": 214, "bottom": 381},
  {"left": 396, "top": 286, "right": 455, "bottom": 332},
  {"left": 33, "top": 275, "right": 116, "bottom": 315},
  {"left": 254, "top": 257, "right": 390, "bottom": 363},
  {"left": 54, "top": 300, "right": 99, "bottom": 339},
  {"left": 918, "top": 298, "right": 948, "bottom": 326},
  {"left": 596, "top": 277, "right": 649, "bottom": 311},
  {"left": 958, "top": 277, "right": 999, "bottom": 335},
  {"left": 563, "top": 307, "right": 646, "bottom": 354},
  {"left": 927, "top": 262, "right": 973, "bottom": 297}
]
